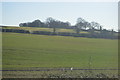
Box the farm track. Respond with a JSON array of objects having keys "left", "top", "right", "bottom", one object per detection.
[{"left": 2, "top": 68, "right": 119, "bottom": 71}]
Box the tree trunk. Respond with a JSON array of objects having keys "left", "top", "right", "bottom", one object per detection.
[{"left": 53, "top": 27, "right": 56, "bottom": 33}]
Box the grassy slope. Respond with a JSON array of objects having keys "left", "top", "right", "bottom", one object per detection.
[
  {"left": 3, "top": 32, "right": 118, "bottom": 69},
  {"left": 2, "top": 26, "right": 88, "bottom": 33}
]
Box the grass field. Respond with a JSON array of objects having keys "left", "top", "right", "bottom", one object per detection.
[
  {"left": 2, "top": 26, "right": 89, "bottom": 34},
  {"left": 2, "top": 32, "right": 118, "bottom": 78}
]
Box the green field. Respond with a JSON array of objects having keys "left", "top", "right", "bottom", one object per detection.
[
  {"left": 2, "top": 32, "right": 118, "bottom": 78},
  {"left": 2, "top": 26, "right": 89, "bottom": 33}
]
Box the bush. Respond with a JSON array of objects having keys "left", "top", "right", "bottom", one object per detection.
[{"left": 2, "top": 29, "right": 30, "bottom": 33}]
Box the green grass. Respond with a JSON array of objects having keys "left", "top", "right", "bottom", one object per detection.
[
  {"left": 3, "top": 32, "right": 118, "bottom": 69},
  {"left": 2, "top": 32, "right": 118, "bottom": 78}
]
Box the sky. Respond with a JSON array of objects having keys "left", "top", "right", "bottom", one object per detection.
[{"left": 1, "top": 2, "right": 118, "bottom": 31}]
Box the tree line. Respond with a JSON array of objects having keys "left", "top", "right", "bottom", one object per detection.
[
  {"left": 19, "top": 17, "right": 116, "bottom": 34},
  {"left": 4, "top": 17, "right": 114, "bottom": 39},
  {"left": 19, "top": 17, "right": 71, "bottom": 29}
]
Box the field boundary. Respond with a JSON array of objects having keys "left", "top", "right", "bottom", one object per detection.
[
  {"left": 1, "top": 27, "right": 119, "bottom": 39},
  {"left": 1, "top": 68, "right": 119, "bottom": 71}
]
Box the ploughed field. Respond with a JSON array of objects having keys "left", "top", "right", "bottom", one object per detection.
[{"left": 2, "top": 32, "right": 118, "bottom": 78}]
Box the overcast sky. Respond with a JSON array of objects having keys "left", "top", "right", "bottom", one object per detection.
[{"left": 1, "top": 2, "right": 118, "bottom": 30}]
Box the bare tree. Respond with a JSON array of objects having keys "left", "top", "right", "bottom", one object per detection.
[
  {"left": 90, "top": 21, "right": 101, "bottom": 30},
  {"left": 75, "top": 17, "right": 89, "bottom": 34},
  {"left": 46, "top": 17, "right": 57, "bottom": 33}
]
